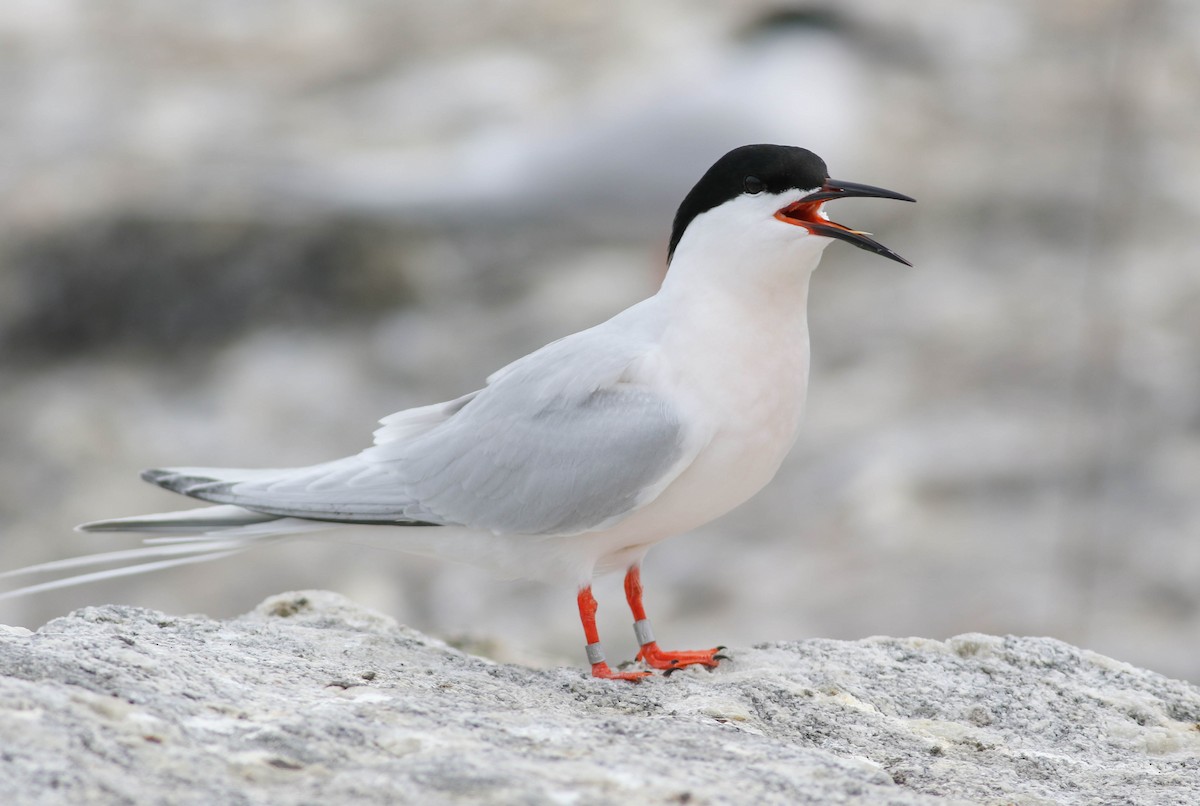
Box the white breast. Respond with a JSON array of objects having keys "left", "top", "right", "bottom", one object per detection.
[
  {"left": 577, "top": 284, "right": 813, "bottom": 576},
  {"left": 463, "top": 228, "right": 825, "bottom": 584}
]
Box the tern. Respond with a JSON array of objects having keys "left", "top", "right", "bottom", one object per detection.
[{"left": 4, "top": 144, "right": 913, "bottom": 680}]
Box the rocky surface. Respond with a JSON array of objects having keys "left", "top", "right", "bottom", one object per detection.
[{"left": 1, "top": 591, "right": 1197, "bottom": 805}]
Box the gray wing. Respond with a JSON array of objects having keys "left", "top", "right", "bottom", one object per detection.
[{"left": 149, "top": 324, "right": 697, "bottom": 536}]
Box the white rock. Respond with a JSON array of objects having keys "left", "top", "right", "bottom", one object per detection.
[{"left": 1, "top": 591, "right": 1196, "bottom": 804}]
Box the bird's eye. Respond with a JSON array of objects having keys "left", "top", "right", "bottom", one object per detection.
[{"left": 743, "top": 176, "right": 765, "bottom": 195}]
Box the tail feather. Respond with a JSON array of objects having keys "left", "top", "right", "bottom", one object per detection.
[
  {"left": 137, "top": 463, "right": 442, "bottom": 526},
  {"left": 3, "top": 505, "right": 336, "bottom": 601},
  {"left": 78, "top": 504, "right": 281, "bottom": 534},
  {"left": 0, "top": 538, "right": 273, "bottom": 600}
]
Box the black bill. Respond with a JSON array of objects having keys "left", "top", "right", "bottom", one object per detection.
[{"left": 776, "top": 179, "right": 915, "bottom": 266}]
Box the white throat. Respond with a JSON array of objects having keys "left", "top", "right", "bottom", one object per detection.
[{"left": 660, "top": 190, "right": 831, "bottom": 309}]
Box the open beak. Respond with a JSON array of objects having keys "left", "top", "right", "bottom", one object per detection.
[{"left": 775, "top": 179, "right": 916, "bottom": 266}]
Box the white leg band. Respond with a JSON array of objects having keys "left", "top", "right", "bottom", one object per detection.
[
  {"left": 585, "top": 642, "right": 606, "bottom": 665},
  {"left": 633, "top": 618, "right": 655, "bottom": 646}
]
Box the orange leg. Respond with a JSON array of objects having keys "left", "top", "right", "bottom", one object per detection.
[
  {"left": 576, "top": 586, "right": 651, "bottom": 681},
  {"left": 624, "top": 564, "right": 727, "bottom": 673}
]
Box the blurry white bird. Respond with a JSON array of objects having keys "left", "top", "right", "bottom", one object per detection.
[{"left": 2, "top": 144, "right": 913, "bottom": 680}]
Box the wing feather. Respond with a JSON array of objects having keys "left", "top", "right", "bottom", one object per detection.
[{"left": 147, "top": 315, "right": 698, "bottom": 536}]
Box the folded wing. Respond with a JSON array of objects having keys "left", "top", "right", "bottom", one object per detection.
[{"left": 143, "top": 326, "right": 696, "bottom": 537}]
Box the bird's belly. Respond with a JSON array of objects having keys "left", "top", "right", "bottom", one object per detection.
[
  {"left": 582, "top": 332, "right": 810, "bottom": 573},
  {"left": 617, "top": 386, "right": 801, "bottom": 535}
]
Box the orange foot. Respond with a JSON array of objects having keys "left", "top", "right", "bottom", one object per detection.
[
  {"left": 636, "top": 641, "right": 728, "bottom": 674},
  {"left": 591, "top": 661, "right": 653, "bottom": 682}
]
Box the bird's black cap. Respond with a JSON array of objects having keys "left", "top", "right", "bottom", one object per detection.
[{"left": 668, "top": 144, "right": 829, "bottom": 261}]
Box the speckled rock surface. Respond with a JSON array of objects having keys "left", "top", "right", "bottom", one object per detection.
[
  {"left": 1, "top": 591, "right": 1196, "bottom": 805},
  {"left": 5, "top": 0, "right": 1200, "bottom": 690}
]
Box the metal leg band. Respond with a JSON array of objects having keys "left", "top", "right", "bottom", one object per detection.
[
  {"left": 585, "top": 642, "right": 606, "bottom": 665},
  {"left": 633, "top": 618, "right": 655, "bottom": 646}
]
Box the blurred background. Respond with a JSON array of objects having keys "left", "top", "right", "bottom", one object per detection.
[{"left": 2, "top": 0, "right": 1198, "bottom": 682}]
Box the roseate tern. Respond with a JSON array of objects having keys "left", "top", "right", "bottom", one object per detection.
[{"left": 3, "top": 144, "right": 913, "bottom": 680}]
